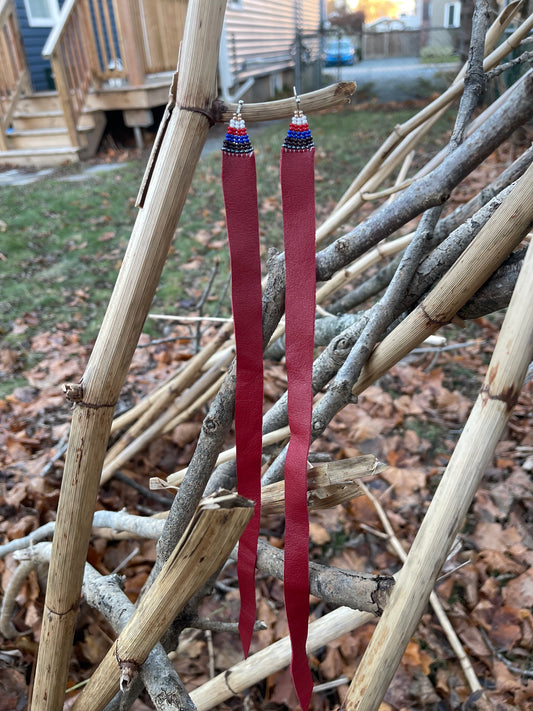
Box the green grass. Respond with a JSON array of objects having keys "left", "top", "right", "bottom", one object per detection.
[{"left": 0, "top": 104, "right": 453, "bottom": 395}]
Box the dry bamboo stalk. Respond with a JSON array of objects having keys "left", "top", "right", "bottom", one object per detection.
[
  {"left": 162, "top": 373, "right": 225, "bottom": 435},
  {"left": 343, "top": 196, "right": 533, "bottom": 711},
  {"left": 362, "top": 179, "right": 415, "bottom": 201},
  {"left": 71, "top": 493, "right": 253, "bottom": 711},
  {"left": 110, "top": 321, "right": 234, "bottom": 436},
  {"left": 360, "top": 482, "right": 484, "bottom": 697},
  {"left": 172, "top": 162, "right": 533, "bottom": 476},
  {"left": 411, "top": 68, "right": 531, "bottom": 186},
  {"left": 153, "top": 455, "right": 384, "bottom": 512},
  {"left": 315, "top": 233, "right": 413, "bottom": 312},
  {"left": 190, "top": 605, "right": 375, "bottom": 711},
  {"left": 102, "top": 364, "right": 229, "bottom": 484},
  {"left": 260, "top": 455, "right": 385, "bottom": 514},
  {"left": 101, "top": 349, "right": 233, "bottom": 483},
  {"left": 30, "top": 2, "right": 228, "bottom": 709},
  {"left": 387, "top": 151, "right": 414, "bottom": 204}
]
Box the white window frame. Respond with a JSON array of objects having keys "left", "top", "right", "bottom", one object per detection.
[
  {"left": 444, "top": 2, "right": 461, "bottom": 28},
  {"left": 23, "top": 0, "right": 61, "bottom": 28}
]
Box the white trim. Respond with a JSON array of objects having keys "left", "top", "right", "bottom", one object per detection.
[
  {"left": 23, "top": 0, "right": 60, "bottom": 28},
  {"left": 444, "top": 2, "right": 461, "bottom": 28}
]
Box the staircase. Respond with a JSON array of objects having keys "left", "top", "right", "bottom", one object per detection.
[{"left": 0, "top": 92, "right": 107, "bottom": 168}]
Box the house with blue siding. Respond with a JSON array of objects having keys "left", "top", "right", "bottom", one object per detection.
[
  {"left": 1, "top": 0, "right": 323, "bottom": 166},
  {"left": 14, "top": 0, "right": 66, "bottom": 91}
]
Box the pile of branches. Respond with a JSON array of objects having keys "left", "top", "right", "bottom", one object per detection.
[{"left": 2, "top": 1, "right": 533, "bottom": 709}]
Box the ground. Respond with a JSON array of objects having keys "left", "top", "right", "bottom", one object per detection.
[{"left": 0, "top": 104, "right": 532, "bottom": 710}]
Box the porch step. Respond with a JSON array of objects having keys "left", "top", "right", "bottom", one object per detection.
[
  {"left": 2, "top": 91, "right": 108, "bottom": 167},
  {"left": 15, "top": 91, "right": 63, "bottom": 114},
  {"left": 11, "top": 110, "right": 66, "bottom": 131},
  {"left": 0, "top": 146, "right": 81, "bottom": 168},
  {"left": 7, "top": 127, "right": 72, "bottom": 150}
]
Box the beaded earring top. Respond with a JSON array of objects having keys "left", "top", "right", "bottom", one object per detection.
[
  {"left": 222, "top": 104, "right": 253, "bottom": 155},
  {"left": 282, "top": 111, "right": 314, "bottom": 152}
]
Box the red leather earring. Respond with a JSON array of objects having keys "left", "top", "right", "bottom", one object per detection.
[
  {"left": 222, "top": 95, "right": 316, "bottom": 709},
  {"left": 280, "top": 90, "right": 316, "bottom": 710},
  {"left": 221, "top": 101, "right": 264, "bottom": 658}
]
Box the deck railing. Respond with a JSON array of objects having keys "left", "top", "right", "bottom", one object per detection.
[
  {"left": 42, "top": 0, "right": 187, "bottom": 149},
  {"left": 43, "top": 0, "right": 128, "bottom": 148},
  {"left": 0, "top": 0, "right": 30, "bottom": 150}
]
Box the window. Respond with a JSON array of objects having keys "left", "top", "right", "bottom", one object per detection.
[
  {"left": 444, "top": 2, "right": 461, "bottom": 28},
  {"left": 24, "top": 0, "right": 60, "bottom": 28}
]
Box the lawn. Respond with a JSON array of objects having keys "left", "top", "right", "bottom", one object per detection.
[{"left": 0, "top": 103, "right": 451, "bottom": 396}]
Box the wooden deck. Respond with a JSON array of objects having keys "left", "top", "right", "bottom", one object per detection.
[{"left": 0, "top": 0, "right": 185, "bottom": 166}]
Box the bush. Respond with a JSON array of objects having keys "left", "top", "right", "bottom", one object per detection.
[{"left": 420, "top": 44, "right": 455, "bottom": 63}]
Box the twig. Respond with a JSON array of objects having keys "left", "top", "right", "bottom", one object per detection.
[
  {"left": 216, "top": 82, "right": 355, "bottom": 123},
  {"left": 360, "top": 482, "right": 485, "bottom": 696},
  {"left": 148, "top": 314, "right": 233, "bottom": 323},
  {"left": 113, "top": 471, "right": 173, "bottom": 507},
  {"left": 205, "top": 629, "right": 215, "bottom": 679},
  {"left": 235, "top": 538, "right": 394, "bottom": 616},
  {"left": 313, "top": 676, "right": 349, "bottom": 694},
  {"left": 194, "top": 258, "right": 220, "bottom": 353},
  {"left": 110, "top": 546, "right": 140, "bottom": 576},
  {"left": 189, "top": 617, "right": 267, "bottom": 634},
  {"left": 485, "top": 50, "right": 533, "bottom": 80},
  {"left": 478, "top": 626, "right": 533, "bottom": 679},
  {"left": 39, "top": 428, "right": 69, "bottom": 477},
  {"left": 0, "top": 557, "right": 35, "bottom": 638}
]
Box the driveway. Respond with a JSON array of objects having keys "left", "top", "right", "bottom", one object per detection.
[{"left": 325, "top": 56, "right": 460, "bottom": 102}]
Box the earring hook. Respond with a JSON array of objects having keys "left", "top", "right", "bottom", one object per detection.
[
  {"left": 293, "top": 87, "right": 301, "bottom": 114},
  {"left": 236, "top": 99, "right": 244, "bottom": 118}
]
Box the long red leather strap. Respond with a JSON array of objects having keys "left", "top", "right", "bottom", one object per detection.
[
  {"left": 221, "top": 116, "right": 263, "bottom": 658},
  {"left": 280, "top": 114, "right": 316, "bottom": 710}
]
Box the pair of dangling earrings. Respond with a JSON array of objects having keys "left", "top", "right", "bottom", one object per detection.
[{"left": 221, "top": 94, "right": 316, "bottom": 710}]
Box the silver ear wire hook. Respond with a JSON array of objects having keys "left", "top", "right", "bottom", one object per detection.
[
  {"left": 293, "top": 86, "right": 301, "bottom": 115},
  {"left": 236, "top": 99, "right": 244, "bottom": 118}
]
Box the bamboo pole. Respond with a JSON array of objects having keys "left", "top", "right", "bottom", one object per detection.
[
  {"left": 359, "top": 482, "right": 485, "bottom": 698},
  {"left": 342, "top": 193, "right": 533, "bottom": 711},
  {"left": 190, "top": 605, "right": 375, "bottom": 711},
  {"left": 30, "top": 2, "right": 228, "bottom": 709},
  {"left": 101, "top": 348, "right": 234, "bottom": 483},
  {"left": 71, "top": 494, "right": 253, "bottom": 711}
]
